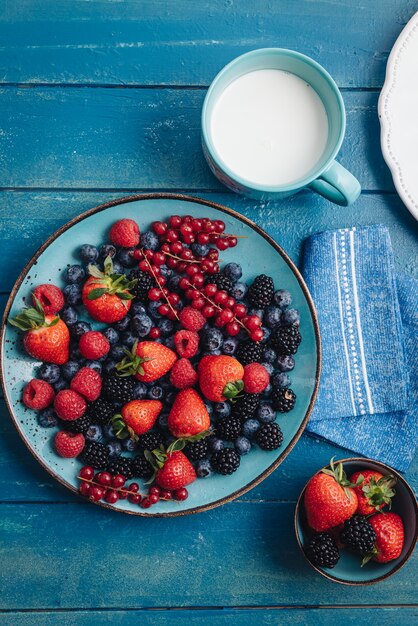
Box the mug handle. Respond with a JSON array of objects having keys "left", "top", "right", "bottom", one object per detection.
[{"left": 309, "top": 160, "right": 361, "bottom": 206}]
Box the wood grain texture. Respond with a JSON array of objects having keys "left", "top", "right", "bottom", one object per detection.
[
  {"left": 0, "top": 502, "right": 417, "bottom": 610},
  {"left": 0, "top": 0, "right": 416, "bottom": 87}
]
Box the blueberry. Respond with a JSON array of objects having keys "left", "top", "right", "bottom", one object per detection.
[
  {"left": 37, "top": 408, "right": 58, "bottom": 428},
  {"left": 263, "top": 383, "right": 272, "bottom": 396},
  {"left": 276, "top": 355, "right": 295, "bottom": 372},
  {"left": 121, "top": 331, "right": 137, "bottom": 349},
  {"left": 53, "top": 378, "right": 68, "bottom": 392},
  {"left": 196, "top": 459, "right": 213, "bottom": 478},
  {"left": 110, "top": 344, "right": 126, "bottom": 361},
  {"left": 61, "top": 361, "right": 80, "bottom": 381},
  {"left": 201, "top": 328, "right": 223, "bottom": 352},
  {"left": 114, "top": 315, "right": 131, "bottom": 332},
  {"left": 102, "top": 327, "right": 119, "bottom": 345},
  {"left": 282, "top": 308, "right": 300, "bottom": 326},
  {"left": 164, "top": 335, "right": 175, "bottom": 350},
  {"left": 61, "top": 306, "right": 78, "bottom": 326},
  {"left": 264, "top": 305, "right": 282, "bottom": 329},
  {"left": 133, "top": 382, "right": 147, "bottom": 399},
  {"left": 274, "top": 289, "right": 292, "bottom": 309},
  {"left": 63, "top": 284, "right": 82, "bottom": 305},
  {"left": 103, "top": 424, "right": 115, "bottom": 438},
  {"left": 158, "top": 412, "right": 169, "bottom": 430},
  {"left": 208, "top": 436, "right": 224, "bottom": 453},
  {"left": 39, "top": 363, "right": 61, "bottom": 384},
  {"left": 80, "top": 244, "right": 99, "bottom": 264},
  {"left": 131, "top": 303, "right": 147, "bottom": 317},
  {"left": 102, "top": 360, "right": 117, "bottom": 375},
  {"left": 86, "top": 425, "right": 102, "bottom": 442},
  {"left": 272, "top": 372, "right": 291, "bottom": 388},
  {"left": 222, "top": 337, "right": 239, "bottom": 355},
  {"left": 65, "top": 264, "right": 85, "bottom": 284},
  {"left": 202, "top": 349, "right": 221, "bottom": 357},
  {"left": 257, "top": 403, "right": 275, "bottom": 423},
  {"left": 99, "top": 244, "right": 117, "bottom": 260},
  {"left": 112, "top": 260, "right": 124, "bottom": 275},
  {"left": 223, "top": 262, "right": 242, "bottom": 283},
  {"left": 106, "top": 440, "right": 122, "bottom": 457},
  {"left": 117, "top": 247, "right": 136, "bottom": 268},
  {"left": 147, "top": 300, "right": 164, "bottom": 320},
  {"left": 242, "top": 418, "right": 261, "bottom": 439},
  {"left": 261, "top": 362, "right": 274, "bottom": 375},
  {"left": 157, "top": 318, "right": 174, "bottom": 336},
  {"left": 148, "top": 385, "right": 164, "bottom": 401},
  {"left": 260, "top": 327, "right": 270, "bottom": 342},
  {"left": 230, "top": 282, "right": 248, "bottom": 300},
  {"left": 204, "top": 402, "right": 214, "bottom": 416},
  {"left": 191, "top": 242, "right": 209, "bottom": 257},
  {"left": 262, "top": 347, "right": 277, "bottom": 363},
  {"left": 165, "top": 391, "right": 177, "bottom": 405},
  {"left": 131, "top": 314, "right": 152, "bottom": 338},
  {"left": 159, "top": 264, "right": 172, "bottom": 279},
  {"left": 167, "top": 275, "right": 182, "bottom": 291},
  {"left": 69, "top": 346, "right": 84, "bottom": 362},
  {"left": 214, "top": 402, "right": 231, "bottom": 418},
  {"left": 85, "top": 360, "right": 102, "bottom": 374},
  {"left": 235, "top": 435, "right": 251, "bottom": 455},
  {"left": 140, "top": 231, "right": 159, "bottom": 251},
  {"left": 123, "top": 438, "right": 137, "bottom": 452},
  {"left": 71, "top": 321, "right": 92, "bottom": 339}
]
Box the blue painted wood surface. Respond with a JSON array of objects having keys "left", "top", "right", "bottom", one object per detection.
[{"left": 0, "top": 1, "right": 417, "bottom": 623}]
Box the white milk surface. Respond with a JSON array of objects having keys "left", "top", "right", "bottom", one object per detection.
[{"left": 210, "top": 69, "right": 329, "bottom": 186}]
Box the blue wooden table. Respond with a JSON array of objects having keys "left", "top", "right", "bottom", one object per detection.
[{"left": 1, "top": 1, "right": 417, "bottom": 624}]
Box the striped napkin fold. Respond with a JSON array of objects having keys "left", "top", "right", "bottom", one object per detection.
[{"left": 302, "top": 225, "right": 417, "bottom": 472}]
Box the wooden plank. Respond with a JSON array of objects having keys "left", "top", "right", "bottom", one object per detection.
[
  {"left": 0, "top": 0, "right": 415, "bottom": 88},
  {"left": 0, "top": 502, "right": 417, "bottom": 609},
  {"left": 2, "top": 607, "right": 418, "bottom": 626},
  {"left": 0, "top": 88, "right": 392, "bottom": 191}
]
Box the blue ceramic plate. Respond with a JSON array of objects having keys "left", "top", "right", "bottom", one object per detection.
[
  {"left": 295, "top": 458, "right": 418, "bottom": 584},
  {"left": 0, "top": 194, "right": 320, "bottom": 516}
]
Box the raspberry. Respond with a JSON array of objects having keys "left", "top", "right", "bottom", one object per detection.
[
  {"left": 179, "top": 306, "right": 206, "bottom": 331},
  {"left": 79, "top": 331, "right": 110, "bottom": 360},
  {"left": 70, "top": 367, "right": 102, "bottom": 402},
  {"left": 109, "top": 218, "right": 140, "bottom": 247},
  {"left": 23, "top": 379, "right": 55, "bottom": 410},
  {"left": 243, "top": 363, "right": 270, "bottom": 394},
  {"left": 174, "top": 330, "right": 199, "bottom": 358},
  {"left": 54, "top": 389, "right": 86, "bottom": 421},
  {"left": 55, "top": 431, "right": 85, "bottom": 458},
  {"left": 32, "top": 284, "right": 65, "bottom": 315},
  {"left": 169, "top": 358, "right": 198, "bottom": 389}
]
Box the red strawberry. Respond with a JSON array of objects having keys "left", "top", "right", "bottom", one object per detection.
[
  {"left": 366, "top": 513, "right": 405, "bottom": 563},
  {"left": 179, "top": 306, "right": 206, "bottom": 332},
  {"left": 82, "top": 256, "right": 136, "bottom": 323},
  {"left": 70, "top": 367, "right": 102, "bottom": 402},
  {"left": 55, "top": 431, "right": 85, "bottom": 458},
  {"left": 116, "top": 340, "right": 177, "bottom": 383},
  {"left": 170, "top": 358, "right": 198, "bottom": 389},
  {"left": 243, "top": 363, "right": 270, "bottom": 393},
  {"left": 32, "top": 284, "right": 64, "bottom": 315},
  {"left": 54, "top": 389, "right": 87, "bottom": 421},
  {"left": 9, "top": 297, "right": 70, "bottom": 364},
  {"left": 168, "top": 388, "right": 210, "bottom": 438},
  {"left": 198, "top": 355, "right": 244, "bottom": 402},
  {"left": 155, "top": 451, "right": 196, "bottom": 490},
  {"left": 350, "top": 470, "right": 396, "bottom": 515},
  {"left": 174, "top": 330, "right": 199, "bottom": 358},
  {"left": 111, "top": 399, "right": 162, "bottom": 440},
  {"left": 23, "top": 379, "right": 55, "bottom": 410},
  {"left": 79, "top": 331, "right": 110, "bottom": 360},
  {"left": 109, "top": 218, "right": 140, "bottom": 247},
  {"left": 304, "top": 459, "right": 358, "bottom": 531}
]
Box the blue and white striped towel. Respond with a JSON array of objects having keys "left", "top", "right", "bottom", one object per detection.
[{"left": 302, "top": 225, "right": 417, "bottom": 472}]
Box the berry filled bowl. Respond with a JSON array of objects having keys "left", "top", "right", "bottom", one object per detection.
[
  {"left": 295, "top": 457, "right": 418, "bottom": 584},
  {"left": 1, "top": 193, "right": 320, "bottom": 516}
]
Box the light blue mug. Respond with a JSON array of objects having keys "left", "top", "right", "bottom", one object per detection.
[{"left": 202, "top": 48, "right": 361, "bottom": 206}]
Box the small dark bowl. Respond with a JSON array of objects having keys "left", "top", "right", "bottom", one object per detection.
[{"left": 294, "top": 457, "right": 417, "bottom": 585}]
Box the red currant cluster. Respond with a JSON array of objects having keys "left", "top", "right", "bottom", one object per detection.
[
  {"left": 78, "top": 466, "right": 188, "bottom": 508},
  {"left": 152, "top": 215, "right": 238, "bottom": 250}
]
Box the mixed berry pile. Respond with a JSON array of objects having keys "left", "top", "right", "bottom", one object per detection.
[{"left": 10, "top": 214, "right": 302, "bottom": 510}]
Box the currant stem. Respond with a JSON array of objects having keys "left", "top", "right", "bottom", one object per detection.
[{"left": 140, "top": 249, "right": 179, "bottom": 320}]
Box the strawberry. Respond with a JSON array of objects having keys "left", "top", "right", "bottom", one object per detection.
[
  {"left": 55, "top": 431, "right": 85, "bottom": 458},
  {"left": 70, "top": 367, "right": 102, "bottom": 402},
  {"left": 32, "top": 284, "right": 64, "bottom": 315},
  {"left": 364, "top": 513, "right": 405, "bottom": 564},
  {"left": 350, "top": 470, "right": 396, "bottom": 516},
  {"left": 154, "top": 450, "right": 197, "bottom": 490},
  {"left": 243, "top": 363, "right": 270, "bottom": 393},
  {"left": 198, "top": 355, "right": 244, "bottom": 402},
  {"left": 111, "top": 399, "right": 162, "bottom": 440},
  {"left": 116, "top": 340, "right": 177, "bottom": 383},
  {"left": 179, "top": 306, "right": 206, "bottom": 332},
  {"left": 82, "top": 256, "right": 137, "bottom": 323},
  {"left": 22, "top": 379, "right": 55, "bottom": 410},
  {"left": 174, "top": 330, "right": 199, "bottom": 358},
  {"left": 168, "top": 388, "right": 211, "bottom": 438},
  {"left": 54, "top": 389, "right": 87, "bottom": 421},
  {"left": 170, "top": 358, "right": 198, "bottom": 389},
  {"left": 9, "top": 297, "right": 70, "bottom": 365},
  {"left": 304, "top": 459, "right": 358, "bottom": 531},
  {"left": 79, "top": 331, "right": 110, "bottom": 360},
  {"left": 109, "top": 218, "right": 140, "bottom": 247}
]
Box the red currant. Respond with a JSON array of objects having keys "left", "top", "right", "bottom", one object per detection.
[
  {"left": 149, "top": 493, "right": 160, "bottom": 504},
  {"left": 170, "top": 241, "right": 183, "bottom": 254},
  {"left": 226, "top": 321, "right": 240, "bottom": 336},
  {"left": 166, "top": 309, "right": 178, "bottom": 320},
  {"left": 158, "top": 276, "right": 166, "bottom": 286},
  {"left": 158, "top": 303, "right": 170, "bottom": 316},
  {"left": 219, "top": 308, "right": 234, "bottom": 323},
  {"left": 246, "top": 315, "right": 262, "bottom": 331},
  {"left": 104, "top": 490, "right": 119, "bottom": 504},
  {"left": 96, "top": 472, "right": 112, "bottom": 487},
  {"left": 202, "top": 304, "right": 216, "bottom": 318},
  {"left": 149, "top": 485, "right": 161, "bottom": 496},
  {"left": 214, "top": 290, "right": 228, "bottom": 305},
  {"left": 129, "top": 483, "right": 140, "bottom": 493},
  {"left": 250, "top": 328, "right": 264, "bottom": 342},
  {"left": 186, "top": 264, "right": 199, "bottom": 277},
  {"left": 129, "top": 493, "right": 142, "bottom": 505},
  {"left": 191, "top": 218, "right": 203, "bottom": 232},
  {"left": 179, "top": 277, "right": 190, "bottom": 290},
  {"left": 148, "top": 288, "right": 162, "bottom": 301},
  {"left": 168, "top": 293, "right": 180, "bottom": 306},
  {"left": 197, "top": 232, "right": 210, "bottom": 244},
  {"left": 181, "top": 215, "right": 193, "bottom": 224},
  {"left": 160, "top": 489, "right": 173, "bottom": 500},
  {"left": 169, "top": 215, "right": 182, "bottom": 228},
  {"left": 152, "top": 252, "right": 165, "bottom": 266},
  {"left": 174, "top": 488, "right": 189, "bottom": 501},
  {"left": 185, "top": 288, "right": 195, "bottom": 300},
  {"left": 216, "top": 238, "right": 229, "bottom": 251},
  {"left": 233, "top": 303, "right": 246, "bottom": 318},
  {"left": 202, "top": 219, "right": 215, "bottom": 233},
  {"left": 118, "top": 489, "right": 129, "bottom": 500},
  {"left": 79, "top": 466, "right": 94, "bottom": 480},
  {"left": 89, "top": 486, "right": 105, "bottom": 502},
  {"left": 79, "top": 482, "right": 91, "bottom": 497},
  {"left": 180, "top": 223, "right": 193, "bottom": 237},
  {"left": 191, "top": 297, "right": 205, "bottom": 309},
  {"left": 226, "top": 297, "right": 236, "bottom": 309},
  {"left": 204, "top": 283, "right": 217, "bottom": 297},
  {"left": 111, "top": 474, "right": 126, "bottom": 488},
  {"left": 183, "top": 232, "right": 195, "bottom": 244},
  {"left": 138, "top": 259, "right": 149, "bottom": 272},
  {"left": 207, "top": 249, "right": 219, "bottom": 260},
  {"left": 227, "top": 236, "right": 238, "bottom": 247},
  {"left": 149, "top": 327, "right": 161, "bottom": 339},
  {"left": 161, "top": 243, "right": 171, "bottom": 253},
  {"left": 213, "top": 219, "right": 226, "bottom": 233},
  {"left": 214, "top": 313, "right": 226, "bottom": 327},
  {"left": 166, "top": 257, "right": 178, "bottom": 269},
  {"left": 165, "top": 229, "right": 179, "bottom": 243},
  {"left": 181, "top": 249, "right": 193, "bottom": 260},
  {"left": 152, "top": 221, "right": 167, "bottom": 236},
  {"left": 140, "top": 497, "right": 152, "bottom": 509}
]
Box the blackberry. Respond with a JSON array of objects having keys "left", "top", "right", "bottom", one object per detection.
[
  {"left": 211, "top": 448, "right": 240, "bottom": 475},
  {"left": 88, "top": 397, "right": 115, "bottom": 425},
  {"left": 235, "top": 341, "right": 263, "bottom": 365},
  {"left": 107, "top": 456, "right": 135, "bottom": 479},
  {"left": 248, "top": 274, "right": 274, "bottom": 308},
  {"left": 305, "top": 533, "right": 340, "bottom": 569},
  {"left": 271, "top": 325, "right": 301, "bottom": 356},
  {"left": 128, "top": 269, "right": 154, "bottom": 301},
  {"left": 61, "top": 413, "right": 92, "bottom": 435},
  {"left": 255, "top": 422, "right": 283, "bottom": 450},
  {"left": 231, "top": 393, "right": 260, "bottom": 421},
  {"left": 80, "top": 442, "right": 109, "bottom": 469},
  {"left": 102, "top": 372, "right": 136, "bottom": 405},
  {"left": 272, "top": 388, "right": 296, "bottom": 413},
  {"left": 207, "top": 274, "right": 233, "bottom": 294},
  {"left": 340, "top": 516, "right": 377, "bottom": 554},
  {"left": 184, "top": 438, "right": 209, "bottom": 462},
  {"left": 137, "top": 431, "right": 163, "bottom": 453},
  {"left": 132, "top": 454, "right": 153, "bottom": 479},
  {"left": 216, "top": 416, "right": 242, "bottom": 442}
]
